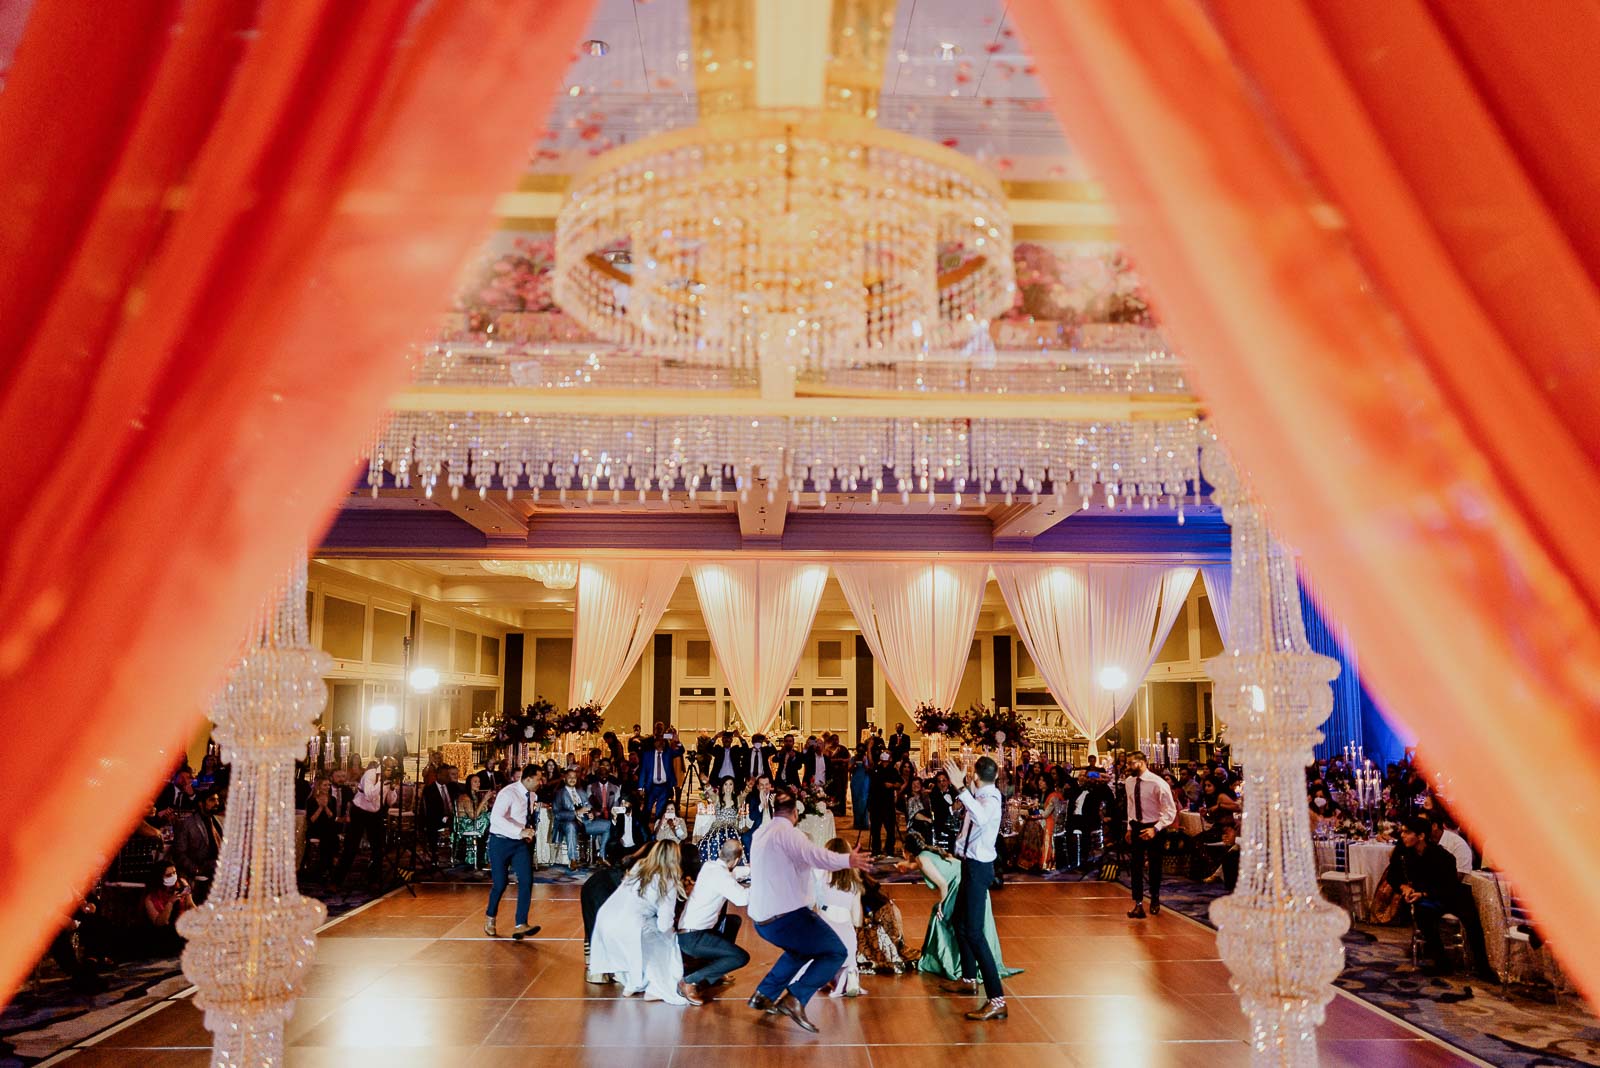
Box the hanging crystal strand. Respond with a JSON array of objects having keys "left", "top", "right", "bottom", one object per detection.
[
  {"left": 178, "top": 557, "right": 330, "bottom": 1068},
  {"left": 1202, "top": 441, "right": 1347, "bottom": 1068}
]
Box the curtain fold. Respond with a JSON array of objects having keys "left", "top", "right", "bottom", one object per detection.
[
  {"left": 569, "top": 561, "right": 684, "bottom": 712},
  {"left": 0, "top": 0, "right": 592, "bottom": 1002},
  {"left": 1300, "top": 574, "right": 1364, "bottom": 762},
  {"left": 994, "top": 564, "right": 1195, "bottom": 747},
  {"left": 691, "top": 561, "right": 828, "bottom": 737},
  {"left": 1199, "top": 564, "right": 1232, "bottom": 650},
  {"left": 1009, "top": 0, "right": 1600, "bottom": 999},
  {"left": 834, "top": 562, "right": 988, "bottom": 715}
]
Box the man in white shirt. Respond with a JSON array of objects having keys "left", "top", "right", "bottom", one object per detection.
[
  {"left": 746, "top": 791, "right": 870, "bottom": 1032},
  {"left": 1429, "top": 817, "right": 1473, "bottom": 877},
  {"left": 611, "top": 795, "right": 647, "bottom": 865},
  {"left": 1123, "top": 750, "right": 1178, "bottom": 919},
  {"left": 678, "top": 838, "right": 752, "bottom": 999},
  {"left": 940, "top": 756, "right": 1009, "bottom": 1022},
  {"left": 483, "top": 764, "right": 543, "bottom": 941}
]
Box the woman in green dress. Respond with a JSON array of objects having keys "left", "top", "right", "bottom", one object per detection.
[{"left": 900, "top": 831, "right": 1020, "bottom": 981}]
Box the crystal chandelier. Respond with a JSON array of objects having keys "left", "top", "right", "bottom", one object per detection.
[
  {"left": 481, "top": 558, "right": 579, "bottom": 589},
  {"left": 554, "top": 0, "right": 1014, "bottom": 374}
]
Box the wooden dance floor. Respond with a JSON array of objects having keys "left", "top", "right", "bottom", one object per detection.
[{"left": 56, "top": 880, "right": 1479, "bottom": 1067}]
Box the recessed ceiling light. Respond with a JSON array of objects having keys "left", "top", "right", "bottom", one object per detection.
[
  {"left": 584, "top": 39, "right": 609, "bottom": 57},
  {"left": 937, "top": 42, "right": 959, "bottom": 61}
]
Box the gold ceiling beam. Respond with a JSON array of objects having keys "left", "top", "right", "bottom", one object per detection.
[{"left": 388, "top": 383, "right": 1200, "bottom": 422}]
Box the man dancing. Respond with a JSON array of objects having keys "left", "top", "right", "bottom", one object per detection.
[
  {"left": 939, "top": 756, "right": 1008, "bottom": 1021},
  {"left": 484, "top": 764, "right": 543, "bottom": 941},
  {"left": 747, "top": 791, "right": 871, "bottom": 1032}
]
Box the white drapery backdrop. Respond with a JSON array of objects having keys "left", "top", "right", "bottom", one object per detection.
[
  {"left": 691, "top": 561, "right": 828, "bottom": 736},
  {"left": 993, "top": 563, "right": 1197, "bottom": 750},
  {"left": 569, "top": 560, "right": 685, "bottom": 712},
  {"left": 1201, "top": 563, "right": 1232, "bottom": 649},
  {"left": 834, "top": 561, "right": 988, "bottom": 714}
]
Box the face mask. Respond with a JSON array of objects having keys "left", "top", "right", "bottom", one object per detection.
[
  {"left": 163, "top": 874, "right": 178, "bottom": 888},
  {"left": 1313, "top": 797, "right": 1327, "bottom": 809}
]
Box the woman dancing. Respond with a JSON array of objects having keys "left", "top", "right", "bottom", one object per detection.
[
  {"left": 900, "top": 831, "right": 1019, "bottom": 982},
  {"left": 588, "top": 841, "right": 692, "bottom": 1004}
]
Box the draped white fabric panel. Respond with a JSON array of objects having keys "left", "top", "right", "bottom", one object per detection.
[
  {"left": 1201, "top": 563, "right": 1232, "bottom": 649},
  {"left": 993, "top": 563, "right": 1198, "bottom": 744},
  {"left": 691, "top": 561, "right": 828, "bottom": 735},
  {"left": 569, "top": 560, "right": 685, "bottom": 711},
  {"left": 834, "top": 562, "right": 988, "bottom": 714}
]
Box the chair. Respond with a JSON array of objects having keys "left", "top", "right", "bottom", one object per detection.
[
  {"left": 1410, "top": 909, "right": 1465, "bottom": 968},
  {"left": 1493, "top": 874, "right": 1565, "bottom": 1003},
  {"left": 1318, "top": 838, "right": 1368, "bottom": 922}
]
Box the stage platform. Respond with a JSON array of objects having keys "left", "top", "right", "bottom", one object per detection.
[{"left": 50, "top": 879, "right": 1481, "bottom": 1067}]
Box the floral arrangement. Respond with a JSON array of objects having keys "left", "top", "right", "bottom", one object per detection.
[
  {"left": 799, "top": 784, "right": 831, "bottom": 818},
  {"left": 964, "top": 704, "right": 1031, "bottom": 750},
  {"left": 559, "top": 702, "right": 605, "bottom": 735},
  {"left": 913, "top": 702, "right": 967, "bottom": 736},
  {"left": 457, "top": 236, "right": 558, "bottom": 316},
  {"left": 1001, "top": 243, "right": 1153, "bottom": 326},
  {"left": 493, "top": 696, "right": 559, "bottom": 747}
]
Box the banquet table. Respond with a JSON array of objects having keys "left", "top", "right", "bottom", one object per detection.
[
  {"left": 1467, "top": 870, "right": 1558, "bottom": 982},
  {"left": 1313, "top": 838, "right": 1395, "bottom": 899},
  {"left": 691, "top": 810, "right": 716, "bottom": 842},
  {"left": 1176, "top": 811, "right": 1205, "bottom": 837},
  {"left": 797, "top": 810, "right": 836, "bottom": 849}
]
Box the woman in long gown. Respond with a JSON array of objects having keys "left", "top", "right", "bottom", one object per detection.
[
  {"left": 1017, "top": 777, "right": 1064, "bottom": 872},
  {"left": 697, "top": 779, "right": 742, "bottom": 864},
  {"left": 588, "top": 841, "right": 689, "bottom": 1004},
  {"left": 900, "top": 832, "right": 1020, "bottom": 982}
]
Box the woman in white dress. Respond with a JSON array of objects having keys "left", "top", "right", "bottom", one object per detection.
[
  {"left": 813, "top": 837, "right": 866, "bottom": 997},
  {"left": 588, "top": 841, "right": 689, "bottom": 1004}
]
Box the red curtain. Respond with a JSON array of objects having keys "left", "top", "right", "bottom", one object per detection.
[
  {"left": 1011, "top": 0, "right": 1600, "bottom": 1001},
  {"left": 0, "top": 0, "right": 591, "bottom": 1000}
]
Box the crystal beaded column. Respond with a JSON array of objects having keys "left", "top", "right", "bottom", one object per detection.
[
  {"left": 1203, "top": 443, "right": 1347, "bottom": 1068},
  {"left": 178, "top": 559, "right": 330, "bottom": 1067}
]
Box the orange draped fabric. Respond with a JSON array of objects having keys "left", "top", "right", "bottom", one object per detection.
[
  {"left": 0, "top": 0, "right": 591, "bottom": 1001},
  {"left": 1010, "top": 0, "right": 1600, "bottom": 1001}
]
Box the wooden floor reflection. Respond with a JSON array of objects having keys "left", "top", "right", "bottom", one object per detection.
[{"left": 57, "top": 880, "right": 1481, "bottom": 1067}]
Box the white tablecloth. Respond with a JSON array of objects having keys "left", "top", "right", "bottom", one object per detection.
[
  {"left": 1177, "top": 811, "right": 1204, "bottom": 837},
  {"left": 1314, "top": 839, "right": 1395, "bottom": 899},
  {"left": 797, "top": 811, "right": 837, "bottom": 849},
  {"left": 691, "top": 811, "right": 715, "bottom": 842}
]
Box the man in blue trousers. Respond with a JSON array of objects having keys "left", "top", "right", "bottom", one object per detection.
[
  {"left": 746, "top": 791, "right": 870, "bottom": 1032},
  {"left": 483, "top": 764, "right": 543, "bottom": 941},
  {"left": 639, "top": 735, "right": 678, "bottom": 822}
]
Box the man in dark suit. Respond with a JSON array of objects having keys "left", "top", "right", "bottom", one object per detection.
[
  {"left": 798, "top": 738, "right": 830, "bottom": 790},
  {"left": 867, "top": 750, "right": 901, "bottom": 856},
  {"left": 741, "top": 773, "right": 775, "bottom": 854},
  {"left": 639, "top": 737, "right": 678, "bottom": 822},
  {"left": 771, "top": 735, "right": 803, "bottom": 789},
  {"left": 610, "top": 795, "right": 649, "bottom": 864},
  {"left": 887, "top": 723, "right": 912, "bottom": 762},
  {"left": 709, "top": 730, "right": 743, "bottom": 786},
  {"left": 418, "top": 768, "right": 455, "bottom": 864},
  {"left": 743, "top": 733, "right": 775, "bottom": 787},
  {"left": 171, "top": 789, "right": 224, "bottom": 903},
  {"left": 155, "top": 768, "right": 197, "bottom": 822}
]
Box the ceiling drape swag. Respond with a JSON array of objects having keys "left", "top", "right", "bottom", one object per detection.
[
  {"left": 569, "top": 561, "right": 684, "bottom": 712},
  {"left": 0, "top": 0, "right": 592, "bottom": 1003},
  {"left": 994, "top": 563, "right": 1195, "bottom": 746},
  {"left": 1200, "top": 564, "right": 1232, "bottom": 650},
  {"left": 834, "top": 562, "right": 988, "bottom": 715},
  {"left": 691, "top": 561, "right": 828, "bottom": 737},
  {"left": 1010, "top": 0, "right": 1600, "bottom": 998}
]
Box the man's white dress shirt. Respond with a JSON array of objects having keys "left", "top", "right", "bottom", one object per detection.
[
  {"left": 680, "top": 860, "right": 750, "bottom": 932},
  {"left": 352, "top": 767, "right": 384, "bottom": 815},
  {"left": 1438, "top": 828, "right": 1472, "bottom": 875},
  {"left": 954, "top": 781, "right": 1003, "bottom": 862},
  {"left": 489, "top": 781, "right": 534, "bottom": 840},
  {"left": 1124, "top": 770, "right": 1177, "bottom": 832},
  {"left": 748, "top": 816, "right": 851, "bottom": 923}
]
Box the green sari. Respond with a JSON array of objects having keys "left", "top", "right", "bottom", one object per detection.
[{"left": 914, "top": 850, "right": 1021, "bottom": 980}]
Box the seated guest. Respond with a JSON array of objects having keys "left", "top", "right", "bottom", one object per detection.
[
  {"left": 304, "top": 777, "right": 343, "bottom": 880},
  {"left": 655, "top": 802, "right": 688, "bottom": 843},
  {"left": 927, "top": 770, "right": 961, "bottom": 849},
  {"left": 904, "top": 778, "right": 935, "bottom": 843},
  {"left": 418, "top": 767, "right": 455, "bottom": 853},
  {"left": 171, "top": 788, "right": 224, "bottom": 902},
  {"left": 140, "top": 863, "right": 194, "bottom": 957},
  {"left": 677, "top": 838, "right": 752, "bottom": 998},
  {"left": 1429, "top": 815, "right": 1473, "bottom": 878},
  {"left": 132, "top": 800, "right": 166, "bottom": 839},
  {"left": 857, "top": 872, "right": 915, "bottom": 974},
  {"left": 743, "top": 774, "right": 774, "bottom": 854},
  {"left": 155, "top": 767, "right": 198, "bottom": 821},
  {"left": 1384, "top": 817, "right": 1493, "bottom": 980},
  {"left": 554, "top": 770, "right": 611, "bottom": 868},
  {"left": 612, "top": 794, "right": 650, "bottom": 864},
  {"left": 1203, "top": 824, "right": 1241, "bottom": 891}
]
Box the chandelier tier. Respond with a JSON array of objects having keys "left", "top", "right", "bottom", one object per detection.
[
  {"left": 481, "top": 559, "right": 579, "bottom": 589},
  {"left": 553, "top": 0, "right": 1015, "bottom": 374}
]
